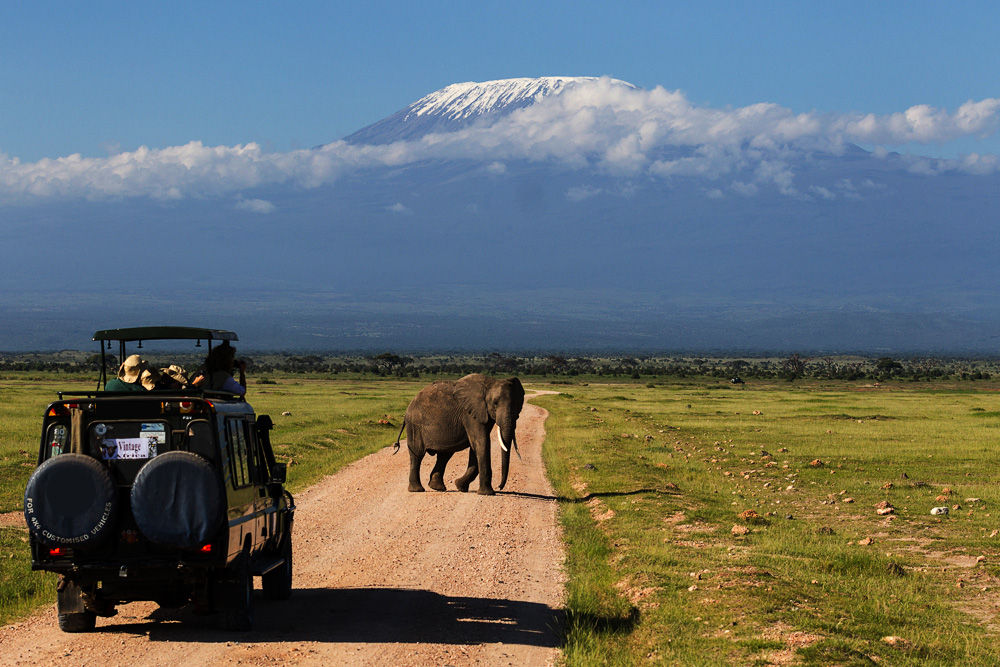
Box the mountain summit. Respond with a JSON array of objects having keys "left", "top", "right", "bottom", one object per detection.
[{"left": 345, "top": 76, "right": 634, "bottom": 144}]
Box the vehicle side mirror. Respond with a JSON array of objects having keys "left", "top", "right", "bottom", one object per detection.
[
  {"left": 270, "top": 462, "right": 287, "bottom": 485},
  {"left": 256, "top": 414, "right": 274, "bottom": 431}
]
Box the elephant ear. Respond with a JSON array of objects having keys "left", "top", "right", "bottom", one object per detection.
[
  {"left": 509, "top": 377, "right": 525, "bottom": 413},
  {"left": 454, "top": 374, "right": 489, "bottom": 424}
]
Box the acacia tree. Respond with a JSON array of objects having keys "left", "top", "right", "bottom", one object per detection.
[{"left": 782, "top": 353, "right": 807, "bottom": 380}]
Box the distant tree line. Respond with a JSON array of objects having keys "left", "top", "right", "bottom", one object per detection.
[{"left": 1, "top": 351, "right": 998, "bottom": 382}]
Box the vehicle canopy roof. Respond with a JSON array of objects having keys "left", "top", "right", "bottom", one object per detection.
[{"left": 93, "top": 327, "right": 238, "bottom": 343}]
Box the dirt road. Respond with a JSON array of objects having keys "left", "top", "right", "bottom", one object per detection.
[{"left": 0, "top": 397, "right": 565, "bottom": 666}]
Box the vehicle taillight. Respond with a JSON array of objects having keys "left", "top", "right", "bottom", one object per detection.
[
  {"left": 200, "top": 544, "right": 212, "bottom": 553},
  {"left": 47, "top": 405, "right": 70, "bottom": 417},
  {"left": 160, "top": 400, "right": 210, "bottom": 415},
  {"left": 48, "top": 547, "right": 66, "bottom": 556}
]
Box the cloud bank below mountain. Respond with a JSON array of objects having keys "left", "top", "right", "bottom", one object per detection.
[{"left": 1, "top": 77, "right": 998, "bottom": 203}]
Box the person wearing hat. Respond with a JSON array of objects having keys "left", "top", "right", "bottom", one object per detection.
[
  {"left": 140, "top": 367, "right": 164, "bottom": 391},
  {"left": 190, "top": 341, "right": 246, "bottom": 397},
  {"left": 104, "top": 355, "right": 148, "bottom": 392},
  {"left": 155, "top": 364, "right": 190, "bottom": 390}
]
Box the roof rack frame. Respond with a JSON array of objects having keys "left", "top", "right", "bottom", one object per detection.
[{"left": 92, "top": 327, "right": 238, "bottom": 390}]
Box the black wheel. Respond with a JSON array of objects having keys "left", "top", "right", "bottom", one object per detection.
[
  {"left": 56, "top": 578, "right": 97, "bottom": 633},
  {"left": 57, "top": 610, "right": 96, "bottom": 633},
  {"left": 262, "top": 536, "right": 292, "bottom": 600},
  {"left": 131, "top": 451, "right": 224, "bottom": 549},
  {"left": 24, "top": 453, "right": 117, "bottom": 549},
  {"left": 220, "top": 555, "right": 254, "bottom": 631}
]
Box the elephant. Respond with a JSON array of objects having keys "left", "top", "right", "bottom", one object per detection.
[{"left": 403, "top": 374, "right": 525, "bottom": 495}]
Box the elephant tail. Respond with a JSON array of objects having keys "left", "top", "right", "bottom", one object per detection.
[{"left": 392, "top": 419, "right": 405, "bottom": 454}]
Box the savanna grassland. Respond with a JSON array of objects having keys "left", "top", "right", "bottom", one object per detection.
[
  {"left": 536, "top": 379, "right": 1000, "bottom": 665},
  {"left": 3, "top": 372, "right": 1000, "bottom": 665}
]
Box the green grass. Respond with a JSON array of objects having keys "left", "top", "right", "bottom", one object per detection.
[
  {"left": 535, "top": 379, "right": 1000, "bottom": 665},
  {"left": 0, "top": 527, "right": 53, "bottom": 625},
  {"left": 5, "top": 373, "right": 1000, "bottom": 663}
]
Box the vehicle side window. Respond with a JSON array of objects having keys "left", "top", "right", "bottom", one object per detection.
[
  {"left": 226, "top": 419, "right": 250, "bottom": 488},
  {"left": 243, "top": 422, "right": 265, "bottom": 485}
]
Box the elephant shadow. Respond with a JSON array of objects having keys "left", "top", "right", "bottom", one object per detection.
[
  {"left": 504, "top": 487, "right": 682, "bottom": 504},
  {"left": 102, "top": 588, "right": 567, "bottom": 646}
]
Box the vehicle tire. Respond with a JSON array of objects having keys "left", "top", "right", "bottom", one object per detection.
[
  {"left": 220, "top": 555, "right": 254, "bottom": 631},
  {"left": 57, "top": 610, "right": 96, "bottom": 633},
  {"left": 262, "top": 536, "right": 292, "bottom": 600},
  {"left": 56, "top": 578, "right": 97, "bottom": 633},
  {"left": 23, "top": 453, "right": 117, "bottom": 549},
  {"left": 131, "top": 451, "right": 224, "bottom": 549}
]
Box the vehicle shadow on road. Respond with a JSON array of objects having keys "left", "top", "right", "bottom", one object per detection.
[{"left": 102, "top": 588, "right": 562, "bottom": 646}]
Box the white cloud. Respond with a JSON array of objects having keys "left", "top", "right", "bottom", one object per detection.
[
  {"left": 386, "top": 202, "right": 412, "bottom": 214},
  {"left": 809, "top": 185, "right": 836, "bottom": 200},
  {"left": 835, "top": 99, "right": 1000, "bottom": 144},
  {"left": 1, "top": 80, "right": 998, "bottom": 203},
  {"left": 731, "top": 181, "right": 758, "bottom": 197},
  {"left": 235, "top": 197, "right": 276, "bottom": 214}
]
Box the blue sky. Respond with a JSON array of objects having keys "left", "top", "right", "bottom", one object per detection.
[{"left": 1, "top": 1, "right": 998, "bottom": 163}]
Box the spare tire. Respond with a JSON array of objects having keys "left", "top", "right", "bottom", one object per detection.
[
  {"left": 24, "top": 453, "right": 118, "bottom": 548},
  {"left": 131, "top": 451, "right": 224, "bottom": 549}
]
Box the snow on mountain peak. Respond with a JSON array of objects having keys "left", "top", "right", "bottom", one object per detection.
[
  {"left": 344, "top": 76, "right": 635, "bottom": 145},
  {"left": 405, "top": 76, "right": 635, "bottom": 122}
]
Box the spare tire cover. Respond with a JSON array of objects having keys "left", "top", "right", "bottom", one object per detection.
[
  {"left": 23, "top": 453, "right": 118, "bottom": 548},
  {"left": 131, "top": 451, "right": 224, "bottom": 549}
]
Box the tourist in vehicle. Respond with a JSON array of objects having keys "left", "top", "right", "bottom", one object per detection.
[
  {"left": 190, "top": 341, "right": 246, "bottom": 396},
  {"left": 154, "top": 364, "right": 189, "bottom": 390},
  {"left": 139, "top": 367, "right": 164, "bottom": 391},
  {"left": 104, "top": 354, "right": 148, "bottom": 392}
]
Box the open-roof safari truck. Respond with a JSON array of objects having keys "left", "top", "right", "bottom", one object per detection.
[{"left": 23, "top": 327, "right": 294, "bottom": 631}]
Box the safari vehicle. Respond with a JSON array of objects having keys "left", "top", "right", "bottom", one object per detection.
[{"left": 23, "top": 327, "right": 294, "bottom": 632}]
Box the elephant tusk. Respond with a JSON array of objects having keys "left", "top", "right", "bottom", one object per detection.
[{"left": 499, "top": 440, "right": 509, "bottom": 452}]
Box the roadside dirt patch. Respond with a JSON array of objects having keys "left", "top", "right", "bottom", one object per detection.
[
  {"left": 0, "top": 397, "right": 565, "bottom": 666},
  {"left": 0, "top": 512, "right": 26, "bottom": 529},
  {"left": 892, "top": 541, "right": 1000, "bottom": 634},
  {"left": 587, "top": 497, "right": 615, "bottom": 522},
  {"left": 759, "top": 622, "right": 824, "bottom": 665}
]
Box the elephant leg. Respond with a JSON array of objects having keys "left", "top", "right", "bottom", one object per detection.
[
  {"left": 454, "top": 448, "right": 478, "bottom": 493},
  {"left": 428, "top": 450, "right": 454, "bottom": 492},
  {"left": 407, "top": 429, "right": 425, "bottom": 492},
  {"left": 473, "top": 431, "right": 495, "bottom": 495}
]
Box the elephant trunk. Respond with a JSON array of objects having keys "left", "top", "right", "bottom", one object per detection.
[
  {"left": 498, "top": 435, "right": 513, "bottom": 490},
  {"left": 497, "top": 418, "right": 516, "bottom": 489}
]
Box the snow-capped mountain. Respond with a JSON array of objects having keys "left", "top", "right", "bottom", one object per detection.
[
  {"left": 4, "top": 76, "right": 1000, "bottom": 352},
  {"left": 345, "top": 76, "right": 634, "bottom": 144}
]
